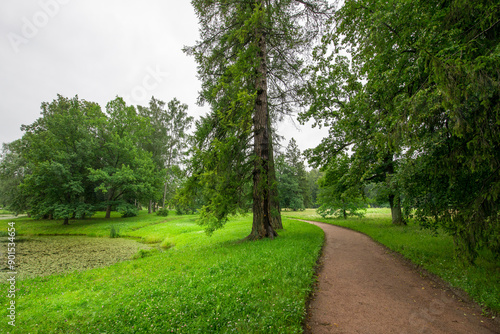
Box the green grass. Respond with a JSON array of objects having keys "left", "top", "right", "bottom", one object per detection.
[
  {"left": 0, "top": 210, "right": 184, "bottom": 238},
  {"left": 0, "top": 213, "right": 324, "bottom": 333},
  {"left": 283, "top": 208, "right": 500, "bottom": 315}
]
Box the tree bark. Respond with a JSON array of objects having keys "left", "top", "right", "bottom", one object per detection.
[
  {"left": 248, "top": 17, "right": 278, "bottom": 240},
  {"left": 105, "top": 190, "right": 114, "bottom": 219},
  {"left": 63, "top": 217, "right": 69, "bottom": 225},
  {"left": 148, "top": 200, "right": 152, "bottom": 214},
  {"left": 105, "top": 205, "right": 112, "bottom": 219}
]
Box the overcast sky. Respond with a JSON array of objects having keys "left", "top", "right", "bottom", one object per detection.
[{"left": 0, "top": 0, "right": 327, "bottom": 154}]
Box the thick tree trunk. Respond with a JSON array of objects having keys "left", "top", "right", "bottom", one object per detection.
[
  {"left": 148, "top": 200, "right": 152, "bottom": 214},
  {"left": 389, "top": 194, "right": 405, "bottom": 226},
  {"left": 105, "top": 190, "right": 114, "bottom": 219},
  {"left": 248, "top": 22, "right": 277, "bottom": 240},
  {"left": 63, "top": 217, "right": 69, "bottom": 225}
]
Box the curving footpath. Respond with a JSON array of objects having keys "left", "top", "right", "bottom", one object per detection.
[{"left": 301, "top": 220, "right": 500, "bottom": 334}]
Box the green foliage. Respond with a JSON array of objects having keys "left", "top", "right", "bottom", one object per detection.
[
  {"left": 276, "top": 155, "right": 304, "bottom": 211},
  {"left": 117, "top": 203, "right": 138, "bottom": 218},
  {"left": 0, "top": 140, "right": 29, "bottom": 214},
  {"left": 316, "top": 153, "right": 366, "bottom": 219},
  {"left": 16, "top": 95, "right": 104, "bottom": 222},
  {"left": 89, "top": 96, "right": 161, "bottom": 217},
  {"left": 306, "top": 168, "right": 322, "bottom": 208},
  {"left": 138, "top": 97, "right": 193, "bottom": 207},
  {"left": 301, "top": 0, "right": 500, "bottom": 259},
  {"left": 283, "top": 209, "right": 500, "bottom": 314},
  {"left": 109, "top": 225, "right": 120, "bottom": 238},
  {"left": 131, "top": 248, "right": 158, "bottom": 259},
  {"left": 0, "top": 94, "right": 188, "bottom": 223},
  {"left": 183, "top": 0, "right": 331, "bottom": 236},
  {"left": 364, "top": 183, "right": 390, "bottom": 208},
  {"left": 276, "top": 138, "right": 312, "bottom": 211},
  {"left": 0, "top": 215, "right": 323, "bottom": 333},
  {"left": 156, "top": 207, "right": 170, "bottom": 217}
]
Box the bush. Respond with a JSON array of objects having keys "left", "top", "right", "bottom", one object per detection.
[
  {"left": 117, "top": 203, "right": 138, "bottom": 218},
  {"left": 156, "top": 208, "right": 169, "bottom": 217},
  {"left": 109, "top": 225, "right": 120, "bottom": 238}
]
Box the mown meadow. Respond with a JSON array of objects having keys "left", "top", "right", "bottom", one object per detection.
[
  {"left": 282, "top": 208, "right": 500, "bottom": 316},
  {"left": 0, "top": 212, "right": 323, "bottom": 333}
]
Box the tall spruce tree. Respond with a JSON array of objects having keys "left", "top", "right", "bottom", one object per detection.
[{"left": 184, "top": 0, "right": 330, "bottom": 239}]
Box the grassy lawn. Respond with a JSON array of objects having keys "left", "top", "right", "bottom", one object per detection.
[
  {"left": 0, "top": 212, "right": 324, "bottom": 333},
  {"left": 282, "top": 208, "right": 500, "bottom": 315}
]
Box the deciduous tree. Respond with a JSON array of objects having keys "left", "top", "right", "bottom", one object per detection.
[
  {"left": 19, "top": 95, "right": 103, "bottom": 224},
  {"left": 89, "top": 97, "right": 160, "bottom": 218},
  {"left": 301, "top": 0, "right": 500, "bottom": 260}
]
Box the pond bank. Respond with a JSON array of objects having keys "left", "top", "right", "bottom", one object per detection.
[{"left": 0, "top": 236, "right": 151, "bottom": 280}]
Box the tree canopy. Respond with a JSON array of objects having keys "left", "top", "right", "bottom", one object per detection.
[
  {"left": 0, "top": 95, "right": 191, "bottom": 223},
  {"left": 300, "top": 0, "right": 500, "bottom": 260}
]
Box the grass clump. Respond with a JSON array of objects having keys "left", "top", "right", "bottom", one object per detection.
[
  {"left": 283, "top": 208, "right": 500, "bottom": 314},
  {"left": 131, "top": 248, "right": 158, "bottom": 259},
  {"left": 117, "top": 203, "right": 139, "bottom": 218},
  {"left": 141, "top": 235, "right": 164, "bottom": 244}
]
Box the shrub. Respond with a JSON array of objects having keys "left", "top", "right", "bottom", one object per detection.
[
  {"left": 132, "top": 248, "right": 158, "bottom": 259},
  {"left": 156, "top": 208, "right": 169, "bottom": 217},
  {"left": 117, "top": 203, "right": 138, "bottom": 218}
]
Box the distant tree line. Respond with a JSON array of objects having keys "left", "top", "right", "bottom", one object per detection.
[{"left": 0, "top": 95, "right": 192, "bottom": 223}]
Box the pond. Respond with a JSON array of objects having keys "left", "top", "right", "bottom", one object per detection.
[{"left": 0, "top": 236, "right": 151, "bottom": 281}]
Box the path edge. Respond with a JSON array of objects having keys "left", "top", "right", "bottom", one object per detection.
[{"left": 294, "top": 218, "right": 500, "bottom": 332}]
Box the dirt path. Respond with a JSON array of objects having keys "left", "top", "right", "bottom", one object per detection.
[{"left": 302, "top": 220, "right": 499, "bottom": 334}]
